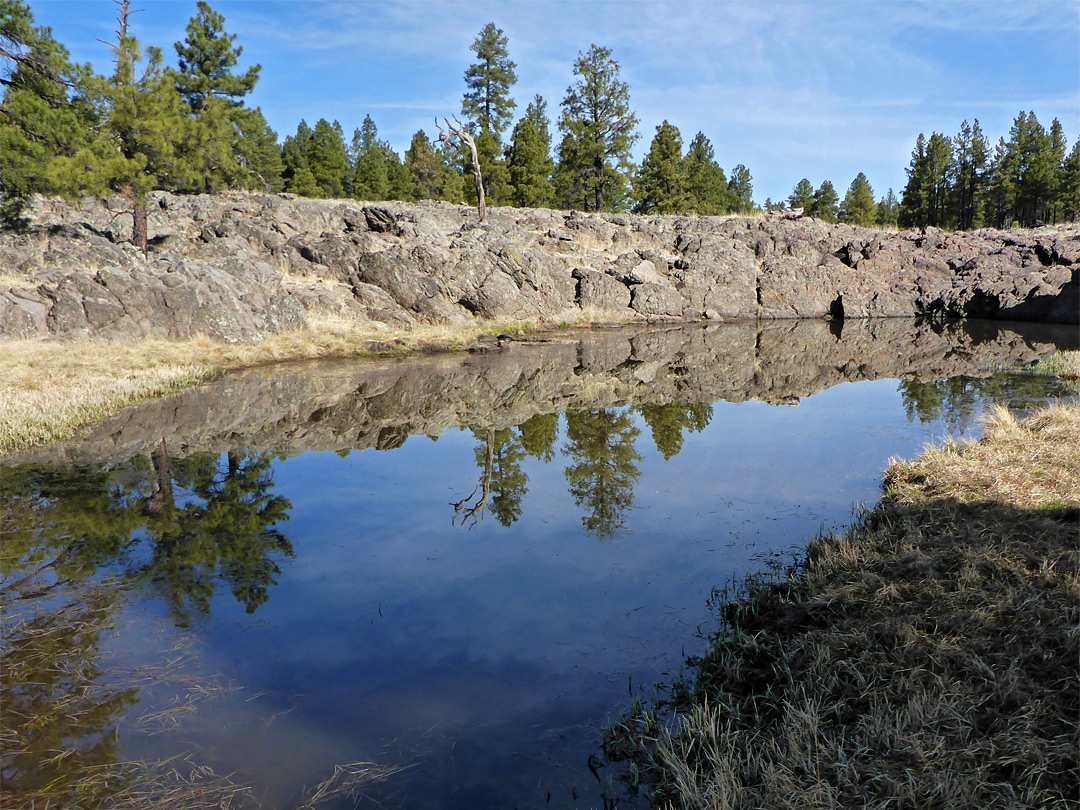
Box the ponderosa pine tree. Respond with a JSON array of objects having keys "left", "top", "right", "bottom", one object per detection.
[
  {"left": 811, "top": 180, "right": 839, "bottom": 222},
  {"left": 1047, "top": 118, "right": 1067, "bottom": 223},
  {"left": 633, "top": 120, "right": 688, "bottom": 213},
  {"left": 1006, "top": 111, "right": 1056, "bottom": 226},
  {"left": 682, "top": 132, "right": 729, "bottom": 214},
  {"left": 281, "top": 120, "right": 317, "bottom": 196},
  {"left": 899, "top": 132, "right": 952, "bottom": 228},
  {"left": 726, "top": 164, "right": 754, "bottom": 213},
  {"left": 552, "top": 131, "right": 585, "bottom": 209},
  {"left": 462, "top": 22, "right": 516, "bottom": 135},
  {"left": 507, "top": 95, "right": 554, "bottom": 207},
  {"left": 350, "top": 115, "right": 388, "bottom": 199},
  {"left": 839, "top": 172, "right": 876, "bottom": 226},
  {"left": 876, "top": 188, "right": 899, "bottom": 228},
  {"left": 173, "top": 1, "right": 259, "bottom": 112},
  {"left": 306, "top": 118, "right": 347, "bottom": 198},
  {"left": 983, "top": 136, "right": 1014, "bottom": 228},
  {"left": 0, "top": 0, "right": 96, "bottom": 220},
  {"left": 47, "top": 0, "right": 230, "bottom": 250},
  {"left": 1060, "top": 140, "right": 1080, "bottom": 222},
  {"left": 174, "top": 1, "right": 273, "bottom": 191},
  {"left": 559, "top": 44, "right": 638, "bottom": 212},
  {"left": 788, "top": 178, "right": 815, "bottom": 212},
  {"left": 950, "top": 119, "right": 988, "bottom": 230},
  {"left": 461, "top": 23, "right": 516, "bottom": 204},
  {"left": 231, "top": 105, "right": 283, "bottom": 192},
  {"left": 405, "top": 130, "right": 444, "bottom": 200}
]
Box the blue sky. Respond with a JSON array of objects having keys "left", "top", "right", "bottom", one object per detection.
[{"left": 25, "top": 0, "right": 1080, "bottom": 205}]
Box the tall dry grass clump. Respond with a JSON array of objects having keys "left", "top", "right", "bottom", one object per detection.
[{"left": 644, "top": 403, "right": 1079, "bottom": 809}]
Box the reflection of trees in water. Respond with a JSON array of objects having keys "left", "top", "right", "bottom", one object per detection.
[
  {"left": 452, "top": 405, "right": 714, "bottom": 533},
  {"left": 637, "top": 403, "right": 713, "bottom": 460},
  {"left": 899, "top": 374, "right": 1073, "bottom": 434},
  {"left": 1, "top": 447, "right": 294, "bottom": 629},
  {"left": 146, "top": 449, "right": 294, "bottom": 627},
  {"left": 564, "top": 408, "right": 643, "bottom": 539}
]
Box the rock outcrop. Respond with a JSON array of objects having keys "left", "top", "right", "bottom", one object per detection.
[{"left": 1, "top": 193, "right": 1076, "bottom": 342}]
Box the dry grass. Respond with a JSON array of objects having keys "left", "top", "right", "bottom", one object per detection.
[
  {"left": 0, "top": 315, "right": 569, "bottom": 456},
  {"left": 632, "top": 403, "right": 1080, "bottom": 809}
]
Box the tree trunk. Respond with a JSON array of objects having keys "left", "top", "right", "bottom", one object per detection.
[{"left": 133, "top": 203, "right": 148, "bottom": 259}]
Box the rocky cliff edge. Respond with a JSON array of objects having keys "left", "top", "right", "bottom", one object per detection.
[{"left": 1, "top": 193, "right": 1077, "bottom": 342}]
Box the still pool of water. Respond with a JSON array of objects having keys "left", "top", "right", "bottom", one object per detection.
[{"left": 2, "top": 319, "right": 1076, "bottom": 809}]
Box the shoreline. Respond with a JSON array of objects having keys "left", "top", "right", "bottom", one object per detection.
[
  {"left": 3, "top": 316, "right": 1078, "bottom": 458},
  {"left": 609, "top": 402, "right": 1080, "bottom": 808},
  {"left": 0, "top": 315, "right": 581, "bottom": 456}
]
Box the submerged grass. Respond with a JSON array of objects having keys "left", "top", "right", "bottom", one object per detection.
[{"left": 627, "top": 403, "right": 1079, "bottom": 809}]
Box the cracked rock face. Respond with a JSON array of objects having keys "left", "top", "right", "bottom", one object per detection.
[{"left": 1, "top": 193, "right": 1076, "bottom": 342}]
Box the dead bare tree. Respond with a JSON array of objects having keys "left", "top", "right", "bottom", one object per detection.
[{"left": 436, "top": 116, "right": 485, "bottom": 222}]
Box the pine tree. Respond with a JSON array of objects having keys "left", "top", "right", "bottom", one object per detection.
[
  {"left": 463, "top": 129, "right": 509, "bottom": 204},
  {"left": 231, "top": 106, "right": 283, "bottom": 192},
  {"left": 48, "top": 1, "right": 224, "bottom": 249},
  {"left": 811, "top": 180, "right": 839, "bottom": 222},
  {"left": 558, "top": 44, "right": 639, "bottom": 212},
  {"left": 281, "top": 120, "right": 317, "bottom": 195},
  {"left": 876, "top": 188, "right": 899, "bottom": 228},
  {"left": 899, "top": 133, "right": 952, "bottom": 228},
  {"left": 553, "top": 131, "right": 585, "bottom": 210},
  {"left": 507, "top": 95, "right": 554, "bottom": 207},
  {"left": 787, "top": 178, "right": 815, "bottom": 212},
  {"left": 983, "top": 136, "right": 1015, "bottom": 228},
  {"left": 949, "top": 119, "right": 988, "bottom": 230},
  {"left": 461, "top": 22, "right": 517, "bottom": 135},
  {"left": 306, "top": 118, "right": 348, "bottom": 198},
  {"left": 682, "top": 132, "right": 729, "bottom": 214},
  {"left": 507, "top": 119, "right": 553, "bottom": 207},
  {"left": 1047, "top": 118, "right": 1067, "bottom": 223},
  {"left": 435, "top": 139, "right": 465, "bottom": 203},
  {"left": 384, "top": 145, "right": 411, "bottom": 201},
  {"left": 404, "top": 130, "right": 444, "bottom": 200},
  {"left": 350, "top": 116, "right": 388, "bottom": 199},
  {"left": 839, "top": 172, "right": 876, "bottom": 227},
  {"left": 726, "top": 164, "right": 754, "bottom": 213},
  {"left": 633, "top": 120, "right": 688, "bottom": 214},
  {"left": 173, "top": 1, "right": 259, "bottom": 113},
  {"left": 1060, "top": 140, "right": 1080, "bottom": 222},
  {"left": 0, "top": 0, "right": 96, "bottom": 220}
]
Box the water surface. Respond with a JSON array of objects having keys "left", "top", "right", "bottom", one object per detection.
[{"left": 3, "top": 319, "right": 1076, "bottom": 809}]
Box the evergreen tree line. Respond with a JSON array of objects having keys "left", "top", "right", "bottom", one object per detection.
[
  {"left": 897, "top": 114, "right": 1079, "bottom": 230},
  {"left": 0, "top": 5, "right": 757, "bottom": 222},
  {"left": 774, "top": 111, "right": 1079, "bottom": 231},
  {"left": 2, "top": 2, "right": 1077, "bottom": 230}
]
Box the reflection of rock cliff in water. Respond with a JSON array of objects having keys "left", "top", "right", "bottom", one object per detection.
[{"left": 7, "top": 318, "right": 1076, "bottom": 469}]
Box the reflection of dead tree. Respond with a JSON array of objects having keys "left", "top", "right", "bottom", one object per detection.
[
  {"left": 436, "top": 116, "right": 485, "bottom": 222},
  {"left": 451, "top": 428, "right": 494, "bottom": 528}
]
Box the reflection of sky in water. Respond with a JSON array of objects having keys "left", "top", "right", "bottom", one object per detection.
[{"left": 99, "top": 375, "right": 1066, "bottom": 809}]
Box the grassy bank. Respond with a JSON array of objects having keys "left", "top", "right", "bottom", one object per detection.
[
  {"left": 616, "top": 402, "right": 1079, "bottom": 809},
  {"left": 0, "top": 314, "right": 618, "bottom": 456}
]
